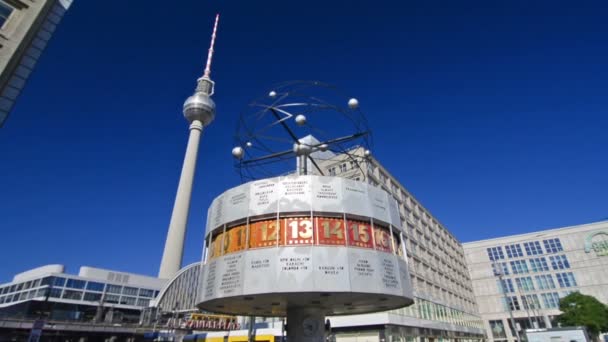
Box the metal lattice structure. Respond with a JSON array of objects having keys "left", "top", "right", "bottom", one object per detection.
[
  {"left": 232, "top": 81, "right": 373, "bottom": 181},
  {"left": 153, "top": 262, "right": 201, "bottom": 312}
]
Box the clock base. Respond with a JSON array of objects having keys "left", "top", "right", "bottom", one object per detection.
[{"left": 287, "top": 307, "right": 326, "bottom": 342}]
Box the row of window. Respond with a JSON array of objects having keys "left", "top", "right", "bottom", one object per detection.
[
  {"left": 492, "top": 255, "right": 571, "bottom": 275},
  {"left": 363, "top": 159, "right": 476, "bottom": 306},
  {"left": 363, "top": 159, "right": 475, "bottom": 304},
  {"left": 390, "top": 297, "right": 484, "bottom": 329},
  {"left": 503, "top": 291, "right": 573, "bottom": 311},
  {"left": 0, "top": 287, "right": 151, "bottom": 307},
  {"left": 328, "top": 160, "right": 359, "bottom": 176},
  {"left": 498, "top": 272, "right": 577, "bottom": 294},
  {"left": 487, "top": 238, "right": 564, "bottom": 261},
  {"left": 0, "top": 276, "right": 159, "bottom": 308}
]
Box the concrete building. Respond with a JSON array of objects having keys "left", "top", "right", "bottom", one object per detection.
[
  {"left": 0, "top": 264, "right": 165, "bottom": 323},
  {"left": 463, "top": 220, "right": 608, "bottom": 342},
  {"left": 0, "top": 0, "right": 72, "bottom": 127},
  {"left": 311, "top": 146, "right": 485, "bottom": 342}
]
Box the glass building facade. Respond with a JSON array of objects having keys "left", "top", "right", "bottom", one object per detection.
[
  {"left": 464, "top": 220, "right": 608, "bottom": 342},
  {"left": 0, "top": 265, "right": 165, "bottom": 324}
]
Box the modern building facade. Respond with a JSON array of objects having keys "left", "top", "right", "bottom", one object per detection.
[
  {"left": 0, "top": 0, "right": 72, "bottom": 127},
  {"left": 312, "top": 146, "right": 485, "bottom": 342},
  {"left": 0, "top": 264, "right": 165, "bottom": 323},
  {"left": 463, "top": 220, "right": 608, "bottom": 342}
]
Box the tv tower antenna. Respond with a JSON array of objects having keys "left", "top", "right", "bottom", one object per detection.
[{"left": 158, "top": 14, "right": 220, "bottom": 279}]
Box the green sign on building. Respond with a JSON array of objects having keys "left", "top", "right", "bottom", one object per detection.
[{"left": 584, "top": 231, "right": 608, "bottom": 256}]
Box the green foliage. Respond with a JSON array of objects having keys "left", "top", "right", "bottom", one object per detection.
[{"left": 557, "top": 292, "right": 608, "bottom": 339}]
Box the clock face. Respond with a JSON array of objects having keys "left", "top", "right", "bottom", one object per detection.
[{"left": 302, "top": 317, "right": 320, "bottom": 336}]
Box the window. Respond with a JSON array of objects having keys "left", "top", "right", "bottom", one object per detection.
[
  {"left": 83, "top": 292, "right": 102, "bottom": 302},
  {"left": 40, "top": 277, "right": 53, "bottom": 287},
  {"left": 86, "top": 282, "right": 105, "bottom": 292},
  {"left": 367, "top": 162, "right": 376, "bottom": 173},
  {"left": 487, "top": 247, "right": 505, "bottom": 261},
  {"left": 535, "top": 275, "right": 556, "bottom": 290},
  {"left": 522, "top": 294, "right": 541, "bottom": 310},
  {"left": 106, "top": 285, "right": 122, "bottom": 294},
  {"left": 529, "top": 257, "right": 549, "bottom": 272},
  {"left": 105, "top": 294, "right": 119, "bottom": 304},
  {"left": 137, "top": 298, "right": 150, "bottom": 307},
  {"left": 120, "top": 296, "right": 137, "bottom": 305},
  {"left": 505, "top": 244, "right": 524, "bottom": 258},
  {"left": 515, "top": 277, "right": 535, "bottom": 292},
  {"left": 49, "top": 288, "right": 62, "bottom": 298},
  {"left": 122, "top": 287, "right": 138, "bottom": 296},
  {"left": 510, "top": 260, "right": 529, "bottom": 274},
  {"left": 138, "top": 289, "right": 155, "bottom": 298},
  {"left": 53, "top": 277, "right": 66, "bottom": 287},
  {"left": 543, "top": 238, "right": 563, "bottom": 253},
  {"left": 524, "top": 241, "right": 543, "bottom": 255},
  {"left": 498, "top": 279, "right": 514, "bottom": 293},
  {"left": 328, "top": 167, "right": 336, "bottom": 176},
  {"left": 340, "top": 163, "right": 347, "bottom": 173},
  {"left": 549, "top": 255, "right": 570, "bottom": 270},
  {"left": 350, "top": 160, "right": 357, "bottom": 170},
  {"left": 62, "top": 290, "right": 82, "bottom": 300},
  {"left": 541, "top": 293, "right": 560, "bottom": 309},
  {"left": 503, "top": 296, "right": 520, "bottom": 311},
  {"left": 0, "top": 1, "right": 13, "bottom": 29},
  {"left": 66, "top": 279, "right": 86, "bottom": 289},
  {"left": 379, "top": 172, "right": 387, "bottom": 184},
  {"left": 556, "top": 272, "right": 577, "bottom": 288}
]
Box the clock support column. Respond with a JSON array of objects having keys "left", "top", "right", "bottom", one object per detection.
[{"left": 287, "top": 307, "right": 326, "bottom": 342}]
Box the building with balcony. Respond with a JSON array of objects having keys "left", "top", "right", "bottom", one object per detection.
[{"left": 463, "top": 220, "right": 608, "bottom": 342}]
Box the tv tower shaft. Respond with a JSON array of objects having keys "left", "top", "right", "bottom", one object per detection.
[{"left": 158, "top": 14, "right": 219, "bottom": 279}]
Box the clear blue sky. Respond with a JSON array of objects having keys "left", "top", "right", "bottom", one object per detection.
[{"left": 1, "top": 1, "right": 607, "bottom": 281}]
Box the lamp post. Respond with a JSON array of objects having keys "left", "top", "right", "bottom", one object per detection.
[{"left": 494, "top": 262, "right": 522, "bottom": 342}]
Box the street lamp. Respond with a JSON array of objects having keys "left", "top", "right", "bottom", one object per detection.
[{"left": 494, "top": 261, "right": 522, "bottom": 342}]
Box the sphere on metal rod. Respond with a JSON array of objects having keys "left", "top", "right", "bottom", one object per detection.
[
  {"left": 269, "top": 90, "right": 277, "bottom": 98},
  {"left": 246, "top": 141, "right": 253, "bottom": 148},
  {"left": 364, "top": 149, "right": 371, "bottom": 157},
  {"left": 319, "top": 144, "right": 329, "bottom": 152},
  {"left": 348, "top": 98, "right": 359, "bottom": 109},
  {"left": 183, "top": 92, "right": 216, "bottom": 126},
  {"left": 232, "top": 146, "right": 244, "bottom": 159},
  {"left": 295, "top": 114, "right": 307, "bottom": 126},
  {"left": 293, "top": 143, "right": 312, "bottom": 156}
]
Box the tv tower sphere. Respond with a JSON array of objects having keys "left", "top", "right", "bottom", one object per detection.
[{"left": 183, "top": 91, "right": 216, "bottom": 125}]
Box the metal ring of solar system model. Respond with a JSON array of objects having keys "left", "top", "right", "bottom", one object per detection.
[{"left": 198, "top": 174, "right": 414, "bottom": 317}]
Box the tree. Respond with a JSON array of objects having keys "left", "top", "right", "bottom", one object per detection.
[{"left": 556, "top": 292, "right": 608, "bottom": 340}]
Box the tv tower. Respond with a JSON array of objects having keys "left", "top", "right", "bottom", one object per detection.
[{"left": 158, "top": 14, "right": 220, "bottom": 279}]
